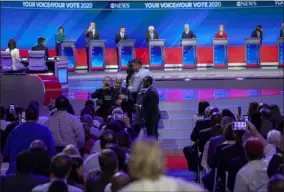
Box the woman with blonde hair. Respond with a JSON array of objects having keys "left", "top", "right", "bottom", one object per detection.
[{"left": 120, "top": 137, "right": 204, "bottom": 192}]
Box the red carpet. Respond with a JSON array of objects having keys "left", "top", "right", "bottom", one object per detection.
[{"left": 165, "top": 156, "right": 188, "bottom": 170}]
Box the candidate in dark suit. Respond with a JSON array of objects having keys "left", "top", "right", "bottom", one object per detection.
[
  {"left": 251, "top": 25, "right": 263, "bottom": 44},
  {"left": 182, "top": 24, "right": 196, "bottom": 39},
  {"left": 84, "top": 22, "right": 100, "bottom": 66},
  {"left": 32, "top": 37, "right": 49, "bottom": 60},
  {"left": 280, "top": 22, "right": 284, "bottom": 37},
  {"left": 115, "top": 26, "right": 128, "bottom": 44},
  {"left": 141, "top": 76, "right": 160, "bottom": 138},
  {"left": 146, "top": 26, "right": 159, "bottom": 44}
]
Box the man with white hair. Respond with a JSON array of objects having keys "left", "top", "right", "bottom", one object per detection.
[
  {"left": 114, "top": 75, "right": 128, "bottom": 96},
  {"left": 146, "top": 26, "right": 159, "bottom": 44},
  {"left": 182, "top": 24, "right": 196, "bottom": 39}
]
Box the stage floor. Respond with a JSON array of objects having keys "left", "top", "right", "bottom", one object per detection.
[{"left": 69, "top": 68, "right": 283, "bottom": 81}]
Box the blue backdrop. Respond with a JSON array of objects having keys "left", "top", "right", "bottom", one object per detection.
[{"left": 1, "top": 1, "right": 283, "bottom": 49}]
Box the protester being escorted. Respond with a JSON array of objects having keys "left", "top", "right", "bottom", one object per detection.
[
  {"left": 0, "top": 151, "right": 50, "bottom": 192},
  {"left": 45, "top": 95, "right": 85, "bottom": 153},
  {"left": 91, "top": 76, "right": 120, "bottom": 120},
  {"left": 233, "top": 121, "right": 277, "bottom": 192},
  {"left": 32, "top": 153, "right": 83, "bottom": 192},
  {"left": 3, "top": 105, "right": 56, "bottom": 163}
]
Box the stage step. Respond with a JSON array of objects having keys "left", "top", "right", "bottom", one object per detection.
[
  {"left": 159, "top": 136, "right": 191, "bottom": 148},
  {"left": 163, "top": 146, "right": 185, "bottom": 157},
  {"left": 158, "top": 128, "right": 192, "bottom": 138},
  {"left": 159, "top": 118, "right": 193, "bottom": 129}
]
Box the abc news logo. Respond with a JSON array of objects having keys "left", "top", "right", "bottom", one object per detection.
[
  {"left": 236, "top": 1, "right": 257, "bottom": 7},
  {"left": 110, "top": 3, "right": 130, "bottom": 9}
]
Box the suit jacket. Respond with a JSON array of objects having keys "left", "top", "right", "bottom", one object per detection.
[
  {"left": 84, "top": 29, "right": 100, "bottom": 46},
  {"left": 251, "top": 30, "right": 263, "bottom": 44},
  {"left": 31, "top": 44, "right": 49, "bottom": 60},
  {"left": 280, "top": 28, "right": 284, "bottom": 38},
  {"left": 198, "top": 128, "right": 212, "bottom": 152},
  {"left": 207, "top": 135, "right": 225, "bottom": 169},
  {"left": 86, "top": 173, "right": 113, "bottom": 192},
  {"left": 115, "top": 33, "right": 128, "bottom": 44},
  {"left": 142, "top": 86, "right": 160, "bottom": 123},
  {"left": 146, "top": 31, "right": 159, "bottom": 44},
  {"left": 182, "top": 30, "right": 196, "bottom": 39},
  {"left": 218, "top": 142, "right": 246, "bottom": 183},
  {"left": 1, "top": 173, "right": 49, "bottom": 192},
  {"left": 190, "top": 118, "right": 211, "bottom": 142}
]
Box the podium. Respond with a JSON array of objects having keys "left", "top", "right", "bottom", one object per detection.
[
  {"left": 117, "top": 39, "right": 136, "bottom": 70},
  {"left": 149, "top": 39, "right": 165, "bottom": 69},
  {"left": 60, "top": 40, "right": 77, "bottom": 71},
  {"left": 278, "top": 38, "right": 284, "bottom": 67},
  {"left": 245, "top": 38, "right": 261, "bottom": 68},
  {"left": 87, "top": 40, "right": 106, "bottom": 71},
  {"left": 54, "top": 56, "right": 68, "bottom": 89},
  {"left": 181, "top": 39, "right": 197, "bottom": 68},
  {"left": 213, "top": 38, "right": 228, "bottom": 68}
]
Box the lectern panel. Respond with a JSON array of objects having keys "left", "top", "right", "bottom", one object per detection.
[
  {"left": 246, "top": 44, "right": 260, "bottom": 66},
  {"left": 62, "top": 47, "right": 74, "bottom": 69},
  {"left": 183, "top": 46, "right": 196, "bottom": 66},
  {"left": 214, "top": 45, "right": 227, "bottom": 65},
  {"left": 150, "top": 46, "right": 163, "bottom": 67},
  {"left": 121, "top": 47, "right": 133, "bottom": 68},
  {"left": 92, "top": 47, "right": 104, "bottom": 68},
  {"left": 279, "top": 43, "right": 284, "bottom": 66}
]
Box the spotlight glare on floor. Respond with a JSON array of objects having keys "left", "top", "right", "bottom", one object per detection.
[
  {"left": 185, "top": 78, "right": 191, "bottom": 81},
  {"left": 237, "top": 77, "right": 244, "bottom": 80}
]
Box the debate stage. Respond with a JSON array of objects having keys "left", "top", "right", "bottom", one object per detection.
[{"left": 69, "top": 68, "right": 283, "bottom": 81}]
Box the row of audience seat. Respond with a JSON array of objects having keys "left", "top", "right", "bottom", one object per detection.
[{"left": 0, "top": 51, "right": 47, "bottom": 72}]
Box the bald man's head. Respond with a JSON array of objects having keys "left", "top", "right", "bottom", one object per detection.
[{"left": 111, "top": 172, "right": 130, "bottom": 192}]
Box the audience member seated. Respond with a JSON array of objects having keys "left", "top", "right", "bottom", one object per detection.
[
  {"left": 1, "top": 108, "right": 20, "bottom": 152},
  {"left": 217, "top": 125, "right": 247, "bottom": 188},
  {"left": 0, "top": 106, "right": 10, "bottom": 131},
  {"left": 221, "top": 108, "right": 236, "bottom": 120},
  {"left": 117, "top": 130, "right": 131, "bottom": 155},
  {"left": 45, "top": 95, "right": 84, "bottom": 153},
  {"left": 61, "top": 145, "right": 84, "bottom": 190},
  {"left": 84, "top": 130, "right": 117, "bottom": 175},
  {"left": 267, "top": 128, "right": 284, "bottom": 178},
  {"left": 5, "top": 39, "right": 24, "bottom": 71},
  {"left": 105, "top": 172, "right": 130, "bottom": 192},
  {"left": 32, "top": 153, "right": 83, "bottom": 192},
  {"left": 3, "top": 106, "right": 56, "bottom": 162},
  {"left": 267, "top": 130, "right": 282, "bottom": 151},
  {"left": 193, "top": 101, "right": 210, "bottom": 126},
  {"left": 1, "top": 151, "right": 50, "bottom": 192},
  {"left": 81, "top": 114, "right": 101, "bottom": 138},
  {"left": 6, "top": 140, "right": 51, "bottom": 177},
  {"left": 48, "top": 179, "right": 68, "bottom": 192},
  {"left": 183, "top": 106, "right": 218, "bottom": 176},
  {"left": 234, "top": 121, "right": 276, "bottom": 192},
  {"left": 268, "top": 174, "right": 284, "bottom": 192},
  {"left": 81, "top": 102, "right": 104, "bottom": 125},
  {"left": 270, "top": 104, "right": 283, "bottom": 128},
  {"left": 202, "top": 123, "right": 223, "bottom": 171},
  {"left": 82, "top": 122, "right": 96, "bottom": 155},
  {"left": 199, "top": 112, "right": 222, "bottom": 153},
  {"left": 86, "top": 149, "right": 118, "bottom": 192},
  {"left": 260, "top": 108, "right": 273, "bottom": 136},
  {"left": 109, "top": 145, "right": 127, "bottom": 171},
  {"left": 120, "top": 137, "right": 204, "bottom": 192}
]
